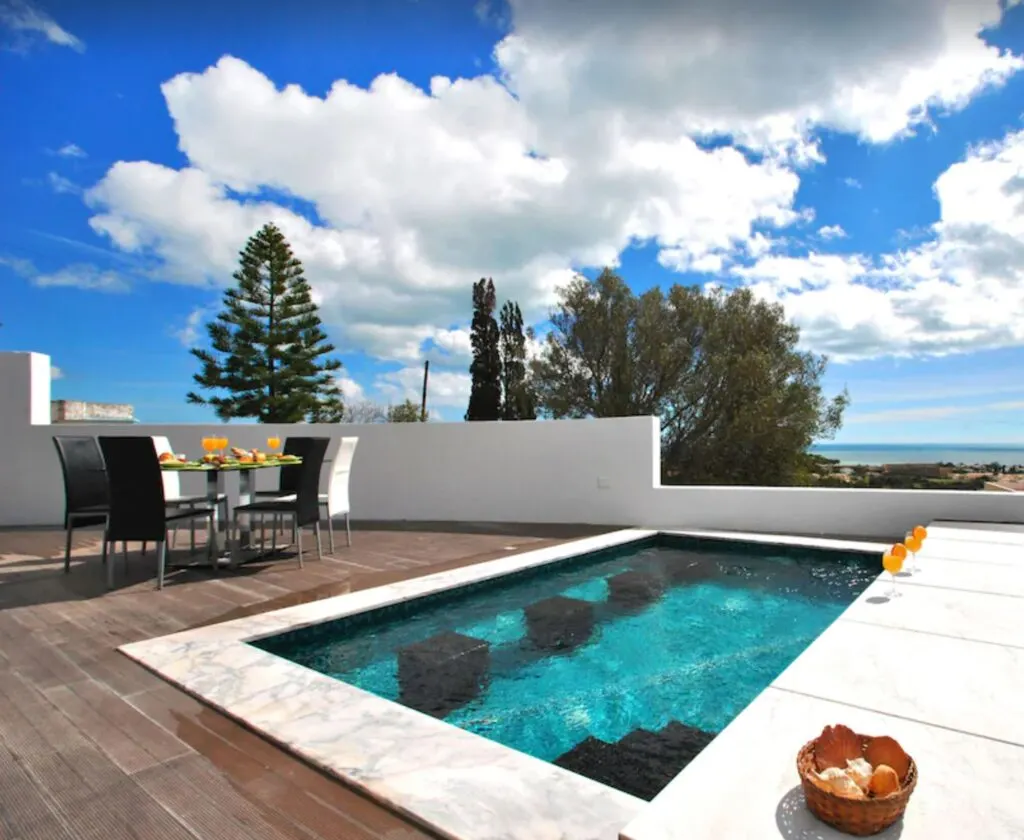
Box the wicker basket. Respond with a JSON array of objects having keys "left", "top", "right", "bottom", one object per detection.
[{"left": 797, "top": 738, "right": 918, "bottom": 836}]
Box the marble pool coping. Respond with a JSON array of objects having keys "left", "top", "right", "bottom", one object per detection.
[{"left": 122, "top": 527, "right": 900, "bottom": 840}]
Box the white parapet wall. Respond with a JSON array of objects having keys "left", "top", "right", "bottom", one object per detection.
[{"left": 1, "top": 351, "right": 1022, "bottom": 535}]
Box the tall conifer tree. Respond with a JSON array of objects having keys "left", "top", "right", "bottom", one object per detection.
[
  {"left": 465, "top": 277, "right": 502, "bottom": 421},
  {"left": 499, "top": 300, "right": 536, "bottom": 420},
  {"left": 187, "top": 223, "right": 345, "bottom": 422}
]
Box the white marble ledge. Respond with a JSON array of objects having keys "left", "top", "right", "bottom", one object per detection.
[
  {"left": 884, "top": 555, "right": 1024, "bottom": 599},
  {"left": 912, "top": 538, "right": 1024, "bottom": 567},
  {"left": 121, "top": 636, "right": 644, "bottom": 840},
  {"left": 123, "top": 528, "right": 656, "bottom": 657},
  {"left": 773, "top": 619, "right": 1024, "bottom": 745},
  {"left": 663, "top": 529, "right": 888, "bottom": 554},
  {"left": 841, "top": 578, "right": 1024, "bottom": 649},
  {"left": 621, "top": 687, "right": 1024, "bottom": 840}
]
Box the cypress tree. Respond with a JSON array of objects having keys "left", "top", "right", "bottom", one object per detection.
[
  {"left": 187, "top": 223, "right": 345, "bottom": 422},
  {"left": 499, "top": 300, "right": 536, "bottom": 420},
  {"left": 465, "top": 277, "right": 502, "bottom": 421}
]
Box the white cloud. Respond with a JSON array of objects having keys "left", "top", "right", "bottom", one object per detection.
[
  {"left": 28, "top": 0, "right": 1024, "bottom": 367},
  {"left": 850, "top": 399, "right": 1024, "bottom": 424},
  {"left": 56, "top": 142, "right": 86, "bottom": 158},
  {"left": 0, "top": 0, "right": 83, "bottom": 51},
  {"left": 47, "top": 171, "right": 79, "bottom": 194},
  {"left": 375, "top": 366, "right": 470, "bottom": 410},
  {"left": 843, "top": 177, "right": 863, "bottom": 189},
  {"left": 173, "top": 307, "right": 207, "bottom": 346},
  {"left": 337, "top": 374, "right": 365, "bottom": 402},
  {"left": 818, "top": 224, "right": 847, "bottom": 240},
  {"left": 50, "top": 364, "right": 62, "bottom": 380},
  {"left": 734, "top": 128, "right": 1024, "bottom": 361},
  {"left": 34, "top": 264, "right": 130, "bottom": 292}
]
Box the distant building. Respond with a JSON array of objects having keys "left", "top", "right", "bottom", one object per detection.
[
  {"left": 882, "top": 463, "right": 951, "bottom": 478},
  {"left": 51, "top": 400, "right": 137, "bottom": 424}
]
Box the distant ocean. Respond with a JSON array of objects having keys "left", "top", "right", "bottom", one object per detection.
[{"left": 810, "top": 444, "right": 1024, "bottom": 467}]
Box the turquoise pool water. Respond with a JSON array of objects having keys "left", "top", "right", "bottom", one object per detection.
[{"left": 256, "top": 536, "right": 876, "bottom": 799}]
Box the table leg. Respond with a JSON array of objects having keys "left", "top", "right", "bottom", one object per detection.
[
  {"left": 230, "top": 470, "right": 256, "bottom": 568},
  {"left": 206, "top": 470, "right": 224, "bottom": 556}
]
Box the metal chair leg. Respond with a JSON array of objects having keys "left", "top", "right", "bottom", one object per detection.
[
  {"left": 156, "top": 541, "right": 167, "bottom": 590},
  {"left": 259, "top": 514, "right": 266, "bottom": 556},
  {"left": 314, "top": 521, "right": 323, "bottom": 561},
  {"left": 63, "top": 522, "right": 73, "bottom": 573},
  {"left": 142, "top": 541, "right": 147, "bottom": 556},
  {"left": 346, "top": 512, "right": 352, "bottom": 547},
  {"left": 189, "top": 519, "right": 196, "bottom": 553},
  {"left": 326, "top": 505, "right": 335, "bottom": 554},
  {"left": 105, "top": 536, "right": 114, "bottom": 590},
  {"left": 207, "top": 513, "right": 217, "bottom": 571},
  {"left": 272, "top": 515, "right": 278, "bottom": 553},
  {"left": 296, "top": 520, "right": 305, "bottom": 569}
]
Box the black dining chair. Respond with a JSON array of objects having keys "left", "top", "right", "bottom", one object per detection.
[
  {"left": 98, "top": 436, "right": 217, "bottom": 590},
  {"left": 53, "top": 436, "right": 110, "bottom": 573},
  {"left": 253, "top": 436, "right": 303, "bottom": 500},
  {"left": 230, "top": 437, "right": 329, "bottom": 569}
]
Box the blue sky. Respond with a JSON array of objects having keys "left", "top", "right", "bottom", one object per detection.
[{"left": 2, "top": 0, "right": 1024, "bottom": 442}]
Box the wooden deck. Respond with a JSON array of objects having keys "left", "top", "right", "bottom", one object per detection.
[{"left": 0, "top": 521, "right": 608, "bottom": 840}]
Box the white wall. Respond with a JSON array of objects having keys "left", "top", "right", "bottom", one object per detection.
[{"left": 2, "top": 351, "right": 1022, "bottom": 537}]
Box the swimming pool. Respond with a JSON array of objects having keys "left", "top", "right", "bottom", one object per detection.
[{"left": 255, "top": 535, "right": 876, "bottom": 801}]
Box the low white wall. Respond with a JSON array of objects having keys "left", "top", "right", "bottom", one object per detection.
[
  {"left": 2, "top": 351, "right": 1022, "bottom": 537},
  {"left": 11, "top": 416, "right": 659, "bottom": 529}
]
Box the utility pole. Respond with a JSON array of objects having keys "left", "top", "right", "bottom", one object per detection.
[{"left": 420, "top": 360, "right": 429, "bottom": 422}]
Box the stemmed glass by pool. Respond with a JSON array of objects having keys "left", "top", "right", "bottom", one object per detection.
[
  {"left": 905, "top": 525, "right": 927, "bottom": 574},
  {"left": 882, "top": 544, "right": 905, "bottom": 598},
  {"left": 267, "top": 435, "right": 281, "bottom": 454}
]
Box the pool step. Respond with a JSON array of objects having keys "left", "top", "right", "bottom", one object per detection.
[{"left": 553, "top": 721, "right": 717, "bottom": 801}]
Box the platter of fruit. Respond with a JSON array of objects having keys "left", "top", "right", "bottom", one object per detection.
[
  {"left": 157, "top": 448, "right": 302, "bottom": 469},
  {"left": 798, "top": 724, "right": 916, "bottom": 836}
]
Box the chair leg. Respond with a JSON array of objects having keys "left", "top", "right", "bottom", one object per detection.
[
  {"left": 314, "top": 521, "right": 323, "bottom": 562},
  {"left": 296, "top": 519, "right": 305, "bottom": 569},
  {"left": 156, "top": 541, "right": 167, "bottom": 590},
  {"left": 346, "top": 512, "right": 352, "bottom": 547},
  {"left": 63, "top": 523, "right": 73, "bottom": 574},
  {"left": 207, "top": 513, "right": 217, "bottom": 571},
  {"left": 272, "top": 515, "right": 278, "bottom": 553},
  {"left": 325, "top": 504, "right": 335, "bottom": 554},
  {"left": 105, "top": 535, "right": 114, "bottom": 590},
  {"left": 189, "top": 519, "right": 196, "bottom": 553},
  {"left": 259, "top": 514, "right": 266, "bottom": 556},
  {"left": 142, "top": 541, "right": 147, "bottom": 556}
]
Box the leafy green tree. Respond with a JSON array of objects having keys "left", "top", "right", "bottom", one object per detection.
[
  {"left": 530, "top": 269, "right": 848, "bottom": 486},
  {"left": 499, "top": 300, "right": 536, "bottom": 420},
  {"left": 187, "top": 223, "right": 345, "bottom": 422},
  {"left": 465, "top": 277, "right": 502, "bottom": 421},
  {"left": 387, "top": 399, "right": 423, "bottom": 423}
]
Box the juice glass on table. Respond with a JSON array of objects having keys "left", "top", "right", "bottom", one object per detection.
[
  {"left": 882, "top": 546, "right": 905, "bottom": 598},
  {"left": 201, "top": 436, "right": 217, "bottom": 457},
  {"left": 267, "top": 435, "right": 281, "bottom": 454}
]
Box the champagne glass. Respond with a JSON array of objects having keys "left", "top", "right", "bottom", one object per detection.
[
  {"left": 882, "top": 549, "right": 904, "bottom": 598},
  {"left": 904, "top": 533, "right": 923, "bottom": 574},
  {"left": 267, "top": 435, "right": 281, "bottom": 454}
]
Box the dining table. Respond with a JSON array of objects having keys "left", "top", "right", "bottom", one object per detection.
[{"left": 160, "top": 457, "right": 303, "bottom": 567}]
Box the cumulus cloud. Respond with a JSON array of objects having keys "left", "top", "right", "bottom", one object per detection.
[
  {"left": 50, "top": 364, "right": 62, "bottom": 380},
  {"left": 376, "top": 366, "right": 470, "bottom": 409},
  {"left": 818, "top": 224, "right": 847, "bottom": 240},
  {"left": 734, "top": 129, "right": 1024, "bottom": 361},
  {"left": 55, "top": 142, "right": 86, "bottom": 158},
  {"left": 0, "top": 0, "right": 83, "bottom": 51},
  {"left": 27, "top": 0, "right": 1024, "bottom": 371},
  {"left": 47, "top": 171, "right": 79, "bottom": 194}
]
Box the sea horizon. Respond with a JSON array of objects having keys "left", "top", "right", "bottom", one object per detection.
[{"left": 810, "top": 443, "right": 1024, "bottom": 467}]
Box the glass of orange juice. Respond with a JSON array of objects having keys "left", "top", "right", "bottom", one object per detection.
[
  {"left": 202, "top": 436, "right": 217, "bottom": 455},
  {"left": 218, "top": 436, "right": 229, "bottom": 454},
  {"left": 267, "top": 435, "right": 281, "bottom": 453},
  {"left": 904, "top": 533, "right": 922, "bottom": 574},
  {"left": 882, "top": 546, "right": 904, "bottom": 598}
]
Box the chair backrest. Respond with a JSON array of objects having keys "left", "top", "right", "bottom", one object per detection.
[
  {"left": 151, "top": 435, "right": 182, "bottom": 500},
  {"left": 326, "top": 437, "right": 359, "bottom": 516},
  {"left": 277, "top": 436, "right": 304, "bottom": 494},
  {"left": 52, "top": 436, "right": 109, "bottom": 524},
  {"left": 287, "top": 437, "right": 330, "bottom": 527},
  {"left": 98, "top": 436, "right": 168, "bottom": 542}
]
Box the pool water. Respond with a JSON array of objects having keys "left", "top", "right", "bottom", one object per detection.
[{"left": 256, "top": 536, "right": 876, "bottom": 800}]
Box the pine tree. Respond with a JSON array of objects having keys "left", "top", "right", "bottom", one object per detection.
[
  {"left": 187, "top": 223, "right": 345, "bottom": 422},
  {"left": 499, "top": 300, "right": 536, "bottom": 420},
  {"left": 465, "top": 277, "right": 502, "bottom": 421}
]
